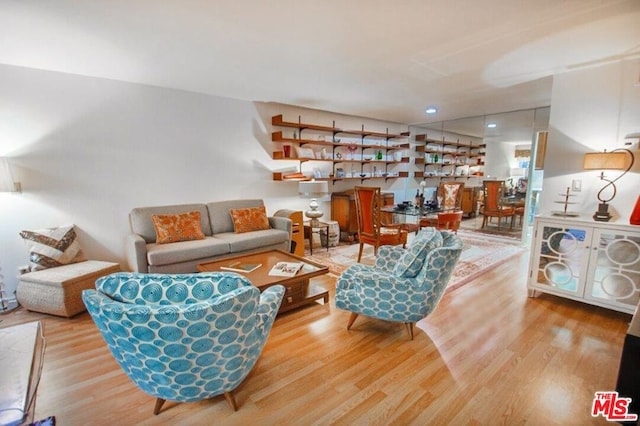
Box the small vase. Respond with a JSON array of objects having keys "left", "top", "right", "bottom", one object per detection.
[{"left": 630, "top": 195, "right": 640, "bottom": 225}]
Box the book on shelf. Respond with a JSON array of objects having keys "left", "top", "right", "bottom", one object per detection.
[
  {"left": 268, "top": 261, "right": 304, "bottom": 277},
  {"left": 220, "top": 262, "right": 262, "bottom": 273}
]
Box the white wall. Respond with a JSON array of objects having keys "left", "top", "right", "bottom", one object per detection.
[
  {"left": 0, "top": 65, "right": 409, "bottom": 297},
  {"left": 540, "top": 59, "right": 640, "bottom": 218}
]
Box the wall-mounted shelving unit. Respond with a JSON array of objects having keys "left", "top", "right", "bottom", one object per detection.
[
  {"left": 271, "top": 115, "right": 411, "bottom": 183},
  {"left": 413, "top": 134, "right": 485, "bottom": 181}
]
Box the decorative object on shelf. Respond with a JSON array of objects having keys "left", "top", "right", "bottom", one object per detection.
[
  {"left": 0, "top": 157, "right": 21, "bottom": 193},
  {"left": 552, "top": 187, "right": 579, "bottom": 217},
  {"left": 630, "top": 194, "right": 640, "bottom": 225},
  {"left": 377, "top": 150, "right": 383, "bottom": 160},
  {"left": 298, "top": 180, "right": 329, "bottom": 227},
  {"left": 283, "top": 145, "right": 291, "bottom": 158},
  {"left": 347, "top": 145, "right": 357, "bottom": 160},
  {"left": 583, "top": 148, "right": 635, "bottom": 222},
  {"left": 294, "top": 146, "right": 315, "bottom": 159}
]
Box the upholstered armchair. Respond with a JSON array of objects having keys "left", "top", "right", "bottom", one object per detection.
[
  {"left": 82, "top": 272, "right": 284, "bottom": 414},
  {"left": 335, "top": 228, "right": 463, "bottom": 339}
]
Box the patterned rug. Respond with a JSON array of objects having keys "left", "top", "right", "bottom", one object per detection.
[{"left": 307, "top": 229, "right": 525, "bottom": 293}]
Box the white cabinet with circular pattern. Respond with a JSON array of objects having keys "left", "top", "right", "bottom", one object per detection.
[{"left": 527, "top": 215, "right": 640, "bottom": 314}]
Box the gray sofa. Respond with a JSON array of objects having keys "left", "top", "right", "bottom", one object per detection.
[{"left": 126, "top": 199, "right": 291, "bottom": 273}]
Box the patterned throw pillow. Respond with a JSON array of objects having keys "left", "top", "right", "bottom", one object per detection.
[
  {"left": 392, "top": 228, "right": 443, "bottom": 278},
  {"left": 19, "top": 224, "right": 86, "bottom": 271},
  {"left": 229, "top": 206, "right": 271, "bottom": 233},
  {"left": 151, "top": 210, "right": 206, "bottom": 244}
]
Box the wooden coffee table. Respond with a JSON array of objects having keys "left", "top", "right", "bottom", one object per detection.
[{"left": 197, "top": 249, "right": 329, "bottom": 314}]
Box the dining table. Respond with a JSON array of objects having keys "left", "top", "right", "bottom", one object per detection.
[{"left": 381, "top": 205, "right": 441, "bottom": 233}]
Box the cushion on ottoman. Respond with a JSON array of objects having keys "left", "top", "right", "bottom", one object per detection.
[{"left": 17, "top": 260, "right": 120, "bottom": 317}]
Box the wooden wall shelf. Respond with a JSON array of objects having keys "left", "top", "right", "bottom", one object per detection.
[{"left": 272, "top": 114, "right": 411, "bottom": 184}]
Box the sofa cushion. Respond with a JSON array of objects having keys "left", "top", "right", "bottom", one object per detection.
[
  {"left": 19, "top": 224, "right": 86, "bottom": 271},
  {"left": 207, "top": 199, "right": 266, "bottom": 234},
  {"left": 214, "top": 229, "right": 289, "bottom": 252},
  {"left": 130, "top": 204, "right": 212, "bottom": 243},
  {"left": 146, "top": 237, "right": 230, "bottom": 266},
  {"left": 152, "top": 210, "right": 206, "bottom": 244},
  {"left": 229, "top": 206, "right": 271, "bottom": 233}
]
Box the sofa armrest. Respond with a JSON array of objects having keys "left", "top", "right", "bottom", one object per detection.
[
  {"left": 269, "top": 216, "right": 291, "bottom": 233},
  {"left": 125, "top": 234, "right": 148, "bottom": 273}
]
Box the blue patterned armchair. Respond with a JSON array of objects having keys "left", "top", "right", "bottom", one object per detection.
[
  {"left": 82, "top": 272, "right": 284, "bottom": 414},
  {"left": 335, "top": 228, "right": 463, "bottom": 339}
]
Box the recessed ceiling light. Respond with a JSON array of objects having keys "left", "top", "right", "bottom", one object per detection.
[
  {"left": 425, "top": 107, "right": 437, "bottom": 114},
  {"left": 487, "top": 123, "right": 497, "bottom": 128}
]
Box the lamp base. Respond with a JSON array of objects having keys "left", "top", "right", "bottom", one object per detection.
[
  {"left": 305, "top": 198, "right": 324, "bottom": 228},
  {"left": 593, "top": 203, "right": 612, "bottom": 222}
]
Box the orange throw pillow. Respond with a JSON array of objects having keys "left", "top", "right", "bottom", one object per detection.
[
  {"left": 229, "top": 206, "right": 271, "bottom": 233},
  {"left": 152, "top": 211, "right": 206, "bottom": 244}
]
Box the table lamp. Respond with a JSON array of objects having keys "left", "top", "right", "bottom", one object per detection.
[
  {"left": 583, "top": 148, "right": 635, "bottom": 222},
  {"left": 298, "top": 180, "right": 329, "bottom": 227}
]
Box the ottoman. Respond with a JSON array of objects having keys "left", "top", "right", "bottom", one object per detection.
[{"left": 17, "top": 260, "right": 120, "bottom": 317}]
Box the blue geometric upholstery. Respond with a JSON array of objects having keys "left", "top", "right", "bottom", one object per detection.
[
  {"left": 82, "top": 272, "right": 284, "bottom": 414},
  {"left": 335, "top": 229, "right": 463, "bottom": 339}
]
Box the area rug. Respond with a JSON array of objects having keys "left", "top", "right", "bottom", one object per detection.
[{"left": 307, "top": 229, "right": 525, "bottom": 293}]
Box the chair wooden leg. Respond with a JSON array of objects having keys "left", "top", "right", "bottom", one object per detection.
[
  {"left": 154, "top": 398, "right": 166, "bottom": 415},
  {"left": 481, "top": 215, "right": 487, "bottom": 228},
  {"left": 357, "top": 243, "right": 364, "bottom": 262},
  {"left": 405, "top": 322, "right": 415, "bottom": 340},
  {"left": 224, "top": 391, "right": 238, "bottom": 411},
  {"left": 347, "top": 313, "right": 359, "bottom": 330}
]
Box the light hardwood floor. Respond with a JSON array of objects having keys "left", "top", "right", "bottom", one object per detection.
[{"left": 1, "top": 250, "right": 632, "bottom": 425}]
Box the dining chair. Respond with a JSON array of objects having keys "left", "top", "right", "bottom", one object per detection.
[
  {"left": 418, "top": 181, "right": 464, "bottom": 231},
  {"left": 436, "top": 181, "right": 465, "bottom": 211},
  {"left": 435, "top": 210, "right": 463, "bottom": 233},
  {"left": 354, "top": 186, "right": 408, "bottom": 262},
  {"left": 481, "top": 180, "right": 515, "bottom": 229}
]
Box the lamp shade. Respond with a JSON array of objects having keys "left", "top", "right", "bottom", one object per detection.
[
  {"left": 0, "top": 158, "right": 18, "bottom": 192},
  {"left": 298, "top": 180, "right": 328, "bottom": 197},
  {"left": 583, "top": 152, "right": 629, "bottom": 170}
]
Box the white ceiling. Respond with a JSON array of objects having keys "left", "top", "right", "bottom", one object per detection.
[{"left": 1, "top": 0, "right": 639, "bottom": 125}]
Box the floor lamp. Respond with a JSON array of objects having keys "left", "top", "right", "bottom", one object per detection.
[{"left": 583, "top": 148, "right": 635, "bottom": 222}]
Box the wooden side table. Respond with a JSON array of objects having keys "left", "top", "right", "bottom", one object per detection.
[
  {"left": 304, "top": 221, "right": 330, "bottom": 255},
  {"left": 274, "top": 209, "right": 305, "bottom": 257}
]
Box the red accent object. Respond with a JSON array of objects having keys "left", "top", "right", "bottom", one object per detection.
[{"left": 631, "top": 195, "right": 640, "bottom": 225}]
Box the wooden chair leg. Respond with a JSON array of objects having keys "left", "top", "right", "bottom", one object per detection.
[
  {"left": 347, "top": 313, "right": 359, "bottom": 330},
  {"left": 405, "top": 323, "right": 415, "bottom": 340},
  {"left": 224, "top": 391, "right": 238, "bottom": 411},
  {"left": 357, "top": 243, "right": 364, "bottom": 262},
  {"left": 154, "top": 398, "right": 166, "bottom": 415}
]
